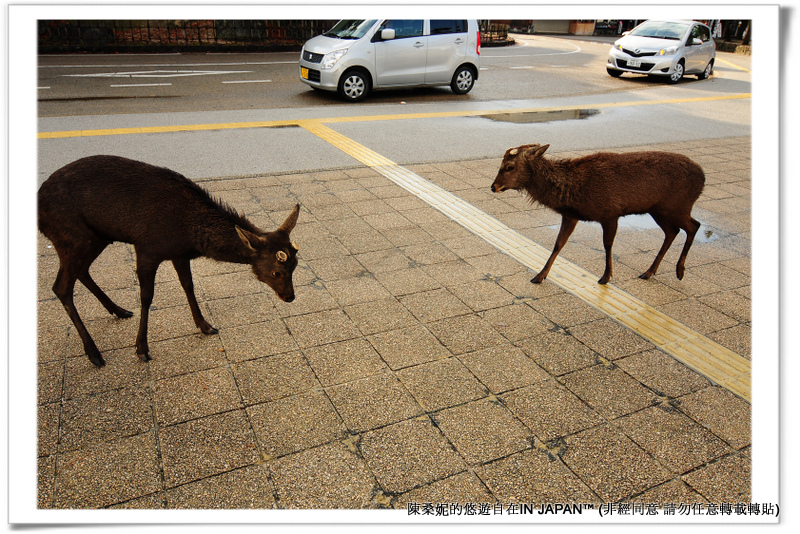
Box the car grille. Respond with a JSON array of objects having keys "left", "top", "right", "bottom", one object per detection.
[
  {"left": 621, "top": 48, "right": 657, "bottom": 58},
  {"left": 617, "top": 59, "right": 654, "bottom": 72},
  {"left": 302, "top": 51, "right": 324, "bottom": 63},
  {"left": 306, "top": 68, "right": 321, "bottom": 82}
]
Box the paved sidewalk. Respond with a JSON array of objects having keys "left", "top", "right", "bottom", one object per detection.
[{"left": 37, "top": 137, "right": 751, "bottom": 510}]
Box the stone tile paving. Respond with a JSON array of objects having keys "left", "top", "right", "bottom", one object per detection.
[{"left": 37, "top": 138, "right": 751, "bottom": 510}]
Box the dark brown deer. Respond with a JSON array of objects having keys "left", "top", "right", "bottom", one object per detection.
[
  {"left": 491, "top": 144, "right": 704, "bottom": 285},
  {"left": 38, "top": 155, "right": 301, "bottom": 368}
]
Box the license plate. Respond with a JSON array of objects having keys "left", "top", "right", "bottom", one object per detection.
[
  {"left": 301, "top": 67, "right": 309, "bottom": 80},
  {"left": 627, "top": 58, "right": 641, "bottom": 68}
]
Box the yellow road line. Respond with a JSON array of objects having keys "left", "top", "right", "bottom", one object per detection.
[
  {"left": 300, "top": 120, "right": 751, "bottom": 402},
  {"left": 38, "top": 93, "right": 751, "bottom": 139},
  {"left": 716, "top": 57, "right": 752, "bottom": 73}
]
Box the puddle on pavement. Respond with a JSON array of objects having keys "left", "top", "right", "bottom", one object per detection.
[
  {"left": 549, "top": 214, "right": 721, "bottom": 243},
  {"left": 481, "top": 108, "right": 600, "bottom": 124},
  {"left": 618, "top": 214, "right": 720, "bottom": 243}
]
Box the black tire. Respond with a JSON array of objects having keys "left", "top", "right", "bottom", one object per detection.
[
  {"left": 450, "top": 65, "right": 476, "bottom": 95},
  {"left": 666, "top": 60, "right": 685, "bottom": 84},
  {"left": 606, "top": 67, "right": 623, "bottom": 78},
  {"left": 697, "top": 60, "right": 713, "bottom": 80},
  {"left": 337, "top": 69, "right": 370, "bottom": 102}
]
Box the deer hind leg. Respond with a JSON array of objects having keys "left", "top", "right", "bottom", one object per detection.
[
  {"left": 52, "top": 247, "right": 105, "bottom": 367},
  {"left": 532, "top": 215, "right": 578, "bottom": 284},
  {"left": 172, "top": 258, "right": 217, "bottom": 335},
  {"left": 676, "top": 217, "right": 701, "bottom": 280},
  {"left": 640, "top": 213, "right": 679, "bottom": 280},
  {"left": 598, "top": 219, "right": 619, "bottom": 284},
  {"left": 78, "top": 241, "right": 134, "bottom": 319}
]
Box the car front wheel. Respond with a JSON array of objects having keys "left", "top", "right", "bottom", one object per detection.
[
  {"left": 451, "top": 65, "right": 476, "bottom": 95},
  {"left": 667, "top": 61, "right": 684, "bottom": 84},
  {"left": 338, "top": 69, "right": 370, "bottom": 102}
]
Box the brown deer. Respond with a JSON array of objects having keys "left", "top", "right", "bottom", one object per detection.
[
  {"left": 491, "top": 144, "right": 704, "bottom": 285},
  {"left": 38, "top": 155, "right": 300, "bottom": 367}
]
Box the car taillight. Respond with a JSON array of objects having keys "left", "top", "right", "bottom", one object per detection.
[{"left": 477, "top": 30, "right": 481, "bottom": 54}]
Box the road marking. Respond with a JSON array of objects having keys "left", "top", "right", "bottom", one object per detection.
[
  {"left": 483, "top": 37, "right": 581, "bottom": 57},
  {"left": 298, "top": 120, "right": 751, "bottom": 402},
  {"left": 65, "top": 69, "right": 251, "bottom": 78},
  {"left": 110, "top": 83, "right": 173, "bottom": 88},
  {"left": 716, "top": 57, "right": 752, "bottom": 73},
  {"left": 38, "top": 93, "right": 752, "bottom": 139},
  {"left": 41, "top": 61, "right": 296, "bottom": 68},
  {"left": 221, "top": 79, "right": 273, "bottom": 84}
]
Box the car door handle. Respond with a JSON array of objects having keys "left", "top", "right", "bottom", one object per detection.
[
  {"left": 454, "top": 38, "right": 464, "bottom": 44},
  {"left": 414, "top": 41, "right": 424, "bottom": 48}
]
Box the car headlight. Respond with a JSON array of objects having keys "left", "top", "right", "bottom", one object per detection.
[
  {"left": 615, "top": 43, "right": 623, "bottom": 51},
  {"left": 321, "top": 49, "right": 348, "bottom": 69},
  {"left": 658, "top": 46, "right": 678, "bottom": 56}
]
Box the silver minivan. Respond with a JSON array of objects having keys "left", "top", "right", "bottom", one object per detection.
[{"left": 299, "top": 19, "right": 481, "bottom": 101}]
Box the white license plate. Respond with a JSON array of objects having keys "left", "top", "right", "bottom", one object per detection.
[
  {"left": 301, "top": 67, "right": 309, "bottom": 80},
  {"left": 627, "top": 58, "right": 641, "bottom": 68}
]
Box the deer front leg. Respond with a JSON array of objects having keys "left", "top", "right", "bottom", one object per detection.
[
  {"left": 135, "top": 254, "right": 160, "bottom": 362},
  {"left": 532, "top": 215, "right": 578, "bottom": 283},
  {"left": 598, "top": 219, "right": 618, "bottom": 284},
  {"left": 172, "top": 258, "right": 217, "bottom": 335}
]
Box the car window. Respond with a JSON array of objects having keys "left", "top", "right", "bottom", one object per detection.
[
  {"left": 378, "top": 20, "right": 424, "bottom": 39},
  {"left": 323, "top": 20, "right": 377, "bottom": 39},
  {"left": 430, "top": 20, "right": 468, "bottom": 35},
  {"left": 629, "top": 21, "right": 690, "bottom": 40}
]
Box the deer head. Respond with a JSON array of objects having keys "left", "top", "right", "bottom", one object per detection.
[{"left": 236, "top": 204, "right": 301, "bottom": 302}]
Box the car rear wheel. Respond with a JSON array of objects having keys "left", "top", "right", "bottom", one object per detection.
[
  {"left": 338, "top": 69, "right": 370, "bottom": 102},
  {"left": 698, "top": 60, "right": 713, "bottom": 80},
  {"left": 667, "top": 61, "right": 684, "bottom": 84},
  {"left": 450, "top": 65, "right": 476, "bottom": 95}
]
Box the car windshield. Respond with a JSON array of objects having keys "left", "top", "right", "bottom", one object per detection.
[
  {"left": 629, "top": 21, "right": 690, "bottom": 40},
  {"left": 323, "top": 20, "right": 377, "bottom": 39}
]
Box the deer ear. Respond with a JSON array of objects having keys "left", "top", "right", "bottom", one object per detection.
[
  {"left": 524, "top": 144, "right": 550, "bottom": 160},
  {"left": 236, "top": 226, "right": 259, "bottom": 252},
  {"left": 278, "top": 204, "right": 300, "bottom": 234}
]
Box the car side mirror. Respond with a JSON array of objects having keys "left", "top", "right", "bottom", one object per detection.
[
  {"left": 381, "top": 28, "right": 396, "bottom": 40},
  {"left": 691, "top": 38, "right": 703, "bottom": 46}
]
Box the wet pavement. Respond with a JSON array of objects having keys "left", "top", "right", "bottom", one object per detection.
[{"left": 37, "top": 137, "right": 751, "bottom": 511}]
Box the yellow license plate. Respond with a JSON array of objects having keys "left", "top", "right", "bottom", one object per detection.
[{"left": 301, "top": 67, "right": 309, "bottom": 80}]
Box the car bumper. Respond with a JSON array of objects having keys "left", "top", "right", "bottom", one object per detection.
[
  {"left": 298, "top": 61, "right": 339, "bottom": 92},
  {"left": 607, "top": 49, "right": 679, "bottom": 76}
]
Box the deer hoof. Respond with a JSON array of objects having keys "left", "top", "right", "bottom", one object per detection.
[
  {"left": 639, "top": 272, "right": 653, "bottom": 280},
  {"left": 598, "top": 277, "right": 610, "bottom": 285},
  {"left": 88, "top": 351, "right": 106, "bottom": 368},
  {"left": 200, "top": 324, "right": 219, "bottom": 336},
  {"left": 531, "top": 274, "right": 546, "bottom": 284},
  {"left": 114, "top": 308, "right": 134, "bottom": 319},
  {"left": 137, "top": 352, "right": 152, "bottom": 362}
]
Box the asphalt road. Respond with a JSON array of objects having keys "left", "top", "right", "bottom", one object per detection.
[
  {"left": 39, "top": 35, "right": 628, "bottom": 115},
  {"left": 37, "top": 34, "right": 752, "bottom": 183}
]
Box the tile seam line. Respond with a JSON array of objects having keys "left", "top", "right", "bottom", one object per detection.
[
  {"left": 37, "top": 93, "right": 751, "bottom": 139},
  {"left": 300, "top": 121, "right": 751, "bottom": 404}
]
